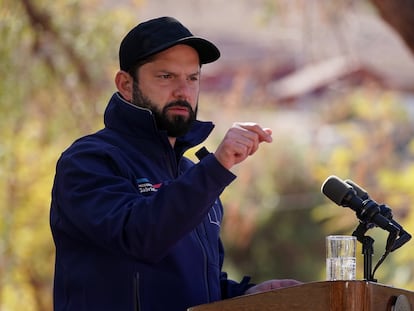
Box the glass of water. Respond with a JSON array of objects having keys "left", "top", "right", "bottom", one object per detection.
[{"left": 326, "top": 235, "right": 356, "bottom": 281}]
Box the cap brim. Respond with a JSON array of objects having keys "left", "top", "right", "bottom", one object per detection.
[
  {"left": 177, "top": 37, "right": 221, "bottom": 64},
  {"left": 139, "top": 36, "right": 220, "bottom": 64}
]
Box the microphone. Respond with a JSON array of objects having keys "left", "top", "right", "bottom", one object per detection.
[
  {"left": 344, "top": 179, "right": 411, "bottom": 251},
  {"left": 321, "top": 176, "right": 400, "bottom": 235},
  {"left": 322, "top": 175, "right": 412, "bottom": 280},
  {"left": 344, "top": 179, "right": 392, "bottom": 218}
]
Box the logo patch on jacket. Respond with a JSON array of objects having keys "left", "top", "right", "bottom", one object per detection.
[
  {"left": 136, "top": 178, "right": 162, "bottom": 194},
  {"left": 208, "top": 200, "right": 222, "bottom": 227}
]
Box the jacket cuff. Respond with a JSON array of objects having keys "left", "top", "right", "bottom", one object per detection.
[{"left": 201, "top": 153, "right": 237, "bottom": 185}]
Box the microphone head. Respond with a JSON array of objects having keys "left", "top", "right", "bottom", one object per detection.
[
  {"left": 321, "top": 175, "right": 353, "bottom": 206},
  {"left": 345, "top": 179, "right": 370, "bottom": 200}
]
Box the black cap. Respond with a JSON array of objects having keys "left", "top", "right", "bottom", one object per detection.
[{"left": 119, "top": 16, "right": 220, "bottom": 71}]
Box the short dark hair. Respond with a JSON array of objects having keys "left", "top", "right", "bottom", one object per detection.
[{"left": 127, "top": 55, "right": 156, "bottom": 81}]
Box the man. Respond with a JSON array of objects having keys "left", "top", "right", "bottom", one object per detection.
[{"left": 50, "top": 16, "right": 300, "bottom": 311}]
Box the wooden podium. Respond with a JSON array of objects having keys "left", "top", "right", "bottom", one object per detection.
[{"left": 188, "top": 281, "right": 414, "bottom": 311}]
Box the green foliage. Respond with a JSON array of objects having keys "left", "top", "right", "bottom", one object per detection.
[
  {"left": 0, "top": 0, "right": 140, "bottom": 309},
  {"left": 2, "top": 1, "right": 414, "bottom": 310},
  {"left": 308, "top": 88, "right": 414, "bottom": 287},
  {"left": 216, "top": 86, "right": 414, "bottom": 289}
]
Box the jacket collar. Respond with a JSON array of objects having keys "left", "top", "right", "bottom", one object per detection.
[{"left": 104, "top": 93, "right": 215, "bottom": 153}]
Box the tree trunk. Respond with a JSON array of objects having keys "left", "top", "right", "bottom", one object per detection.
[{"left": 370, "top": 0, "right": 414, "bottom": 55}]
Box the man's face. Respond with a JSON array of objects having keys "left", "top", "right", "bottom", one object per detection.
[{"left": 131, "top": 44, "right": 201, "bottom": 137}]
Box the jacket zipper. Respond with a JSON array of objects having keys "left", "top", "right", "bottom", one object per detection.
[
  {"left": 160, "top": 135, "right": 178, "bottom": 178},
  {"left": 134, "top": 272, "right": 141, "bottom": 311}
]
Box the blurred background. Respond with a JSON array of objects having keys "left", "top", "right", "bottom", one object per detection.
[{"left": 1, "top": 0, "right": 414, "bottom": 309}]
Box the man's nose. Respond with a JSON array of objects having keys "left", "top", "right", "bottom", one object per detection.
[{"left": 172, "top": 79, "right": 192, "bottom": 100}]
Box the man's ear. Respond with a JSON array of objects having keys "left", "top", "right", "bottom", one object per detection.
[{"left": 115, "top": 71, "right": 134, "bottom": 102}]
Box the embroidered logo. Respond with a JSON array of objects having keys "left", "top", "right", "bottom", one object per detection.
[
  {"left": 136, "top": 178, "right": 162, "bottom": 194},
  {"left": 208, "top": 200, "right": 222, "bottom": 227}
]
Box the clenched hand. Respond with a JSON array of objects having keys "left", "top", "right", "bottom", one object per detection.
[{"left": 214, "top": 122, "right": 273, "bottom": 170}]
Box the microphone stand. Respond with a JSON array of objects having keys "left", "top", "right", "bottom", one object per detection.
[
  {"left": 352, "top": 222, "right": 377, "bottom": 282},
  {"left": 352, "top": 222, "right": 400, "bottom": 282}
]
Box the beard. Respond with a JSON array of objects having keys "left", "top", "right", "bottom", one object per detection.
[{"left": 131, "top": 80, "right": 197, "bottom": 137}]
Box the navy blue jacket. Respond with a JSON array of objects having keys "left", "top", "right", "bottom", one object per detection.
[{"left": 50, "top": 93, "right": 253, "bottom": 311}]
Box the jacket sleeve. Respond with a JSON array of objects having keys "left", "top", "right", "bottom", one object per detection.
[
  {"left": 51, "top": 142, "right": 236, "bottom": 263},
  {"left": 220, "top": 274, "right": 255, "bottom": 298}
]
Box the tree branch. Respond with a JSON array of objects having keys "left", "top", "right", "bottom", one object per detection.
[
  {"left": 20, "top": 0, "right": 92, "bottom": 86},
  {"left": 370, "top": 0, "right": 414, "bottom": 55}
]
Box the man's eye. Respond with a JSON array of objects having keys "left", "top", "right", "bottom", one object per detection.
[{"left": 157, "top": 73, "right": 172, "bottom": 80}]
